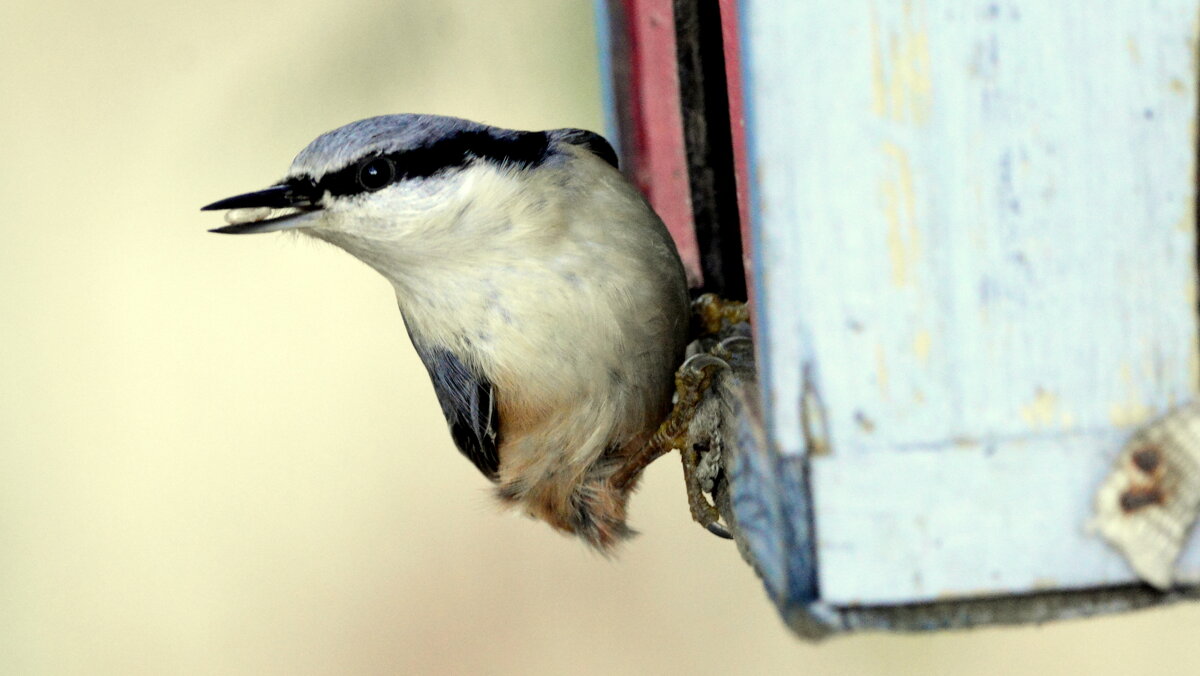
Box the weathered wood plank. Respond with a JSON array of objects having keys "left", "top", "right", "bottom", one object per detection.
[{"left": 741, "top": 0, "right": 1200, "bottom": 603}]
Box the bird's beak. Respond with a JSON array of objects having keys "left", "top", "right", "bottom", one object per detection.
[{"left": 202, "top": 182, "right": 322, "bottom": 234}]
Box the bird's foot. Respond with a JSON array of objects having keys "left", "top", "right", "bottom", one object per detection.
[
  {"left": 693, "top": 293, "right": 750, "bottom": 338},
  {"left": 682, "top": 438, "right": 731, "bottom": 539},
  {"left": 609, "top": 353, "right": 733, "bottom": 538},
  {"left": 608, "top": 294, "right": 748, "bottom": 540}
]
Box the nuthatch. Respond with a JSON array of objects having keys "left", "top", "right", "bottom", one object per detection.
[{"left": 204, "top": 114, "right": 690, "bottom": 550}]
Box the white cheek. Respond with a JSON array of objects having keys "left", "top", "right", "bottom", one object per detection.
[
  {"left": 321, "top": 176, "right": 462, "bottom": 237},
  {"left": 371, "top": 181, "right": 457, "bottom": 221}
]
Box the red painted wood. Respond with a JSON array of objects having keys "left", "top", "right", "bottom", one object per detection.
[{"left": 618, "top": 0, "right": 701, "bottom": 285}]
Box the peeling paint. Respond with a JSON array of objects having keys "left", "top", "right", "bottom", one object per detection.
[
  {"left": 875, "top": 343, "right": 890, "bottom": 400},
  {"left": 913, "top": 330, "right": 931, "bottom": 364},
  {"left": 1030, "top": 577, "right": 1060, "bottom": 591},
  {"left": 1019, "top": 388, "right": 1058, "bottom": 427},
  {"left": 1191, "top": 349, "right": 1200, "bottom": 395},
  {"left": 801, "top": 363, "right": 832, "bottom": 456},
  {"left": 881, "top": 142, "right": 921, "bottom": 286},
  {"left": 1110, "top": 364, "right": 1155, "bottom": 427},
  {"left": 854, "top": 410, "right": 877, "bottom": 433},
  {"left": 869, "top": 1, "right": 932, "bottom": 123},
  {"left": 1110, "top": 401, "right": 1154, "bottom": 428},
  {"left": 1177, "top": 211, "right": 1193, "bottom": 232},
  {"left": 1126, "top": 36, "right": 1141, "bottom": 64}
]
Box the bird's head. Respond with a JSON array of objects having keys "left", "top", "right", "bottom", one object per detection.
[{"left": 202, "top": 114, "right": 619, "bottom": 276}]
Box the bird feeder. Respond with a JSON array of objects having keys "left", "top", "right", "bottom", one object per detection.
[{"left": 597, "top": 0, "right": 1200, "bottom": 637}]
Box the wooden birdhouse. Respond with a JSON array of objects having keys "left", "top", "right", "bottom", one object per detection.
[{"left": 597, "top": 0, "right": 1200, "bottom": 636}]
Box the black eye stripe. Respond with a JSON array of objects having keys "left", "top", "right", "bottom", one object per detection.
[{"left": 312, "top": 130, "right": 551, "bottom": 199}]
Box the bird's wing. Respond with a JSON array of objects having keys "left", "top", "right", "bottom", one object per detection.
[
  {"left": 549, "top": 129, "right": 620, "bottom": 169},
  {"left": 409, "top": 341, "right": 501, "bottom": 480}
]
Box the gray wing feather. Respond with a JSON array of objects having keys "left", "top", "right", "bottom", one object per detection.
[
  {"left": 409, "top": 341, "right": 501, "bottom": 480},
  {"left": 548, "top": 128, "right": 619, "bottom": 169}
]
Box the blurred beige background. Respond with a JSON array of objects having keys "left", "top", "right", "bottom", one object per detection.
[{"left": 1, "top": 1, "right": 1198, "bottom": 674}]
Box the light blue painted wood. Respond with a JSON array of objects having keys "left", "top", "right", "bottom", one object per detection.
[
  {"left": 742, "top": 0, "right": 1200, "bottom": 604},
  {"left": 814, "top": 432, "right": 1200, "bottom": 604}
]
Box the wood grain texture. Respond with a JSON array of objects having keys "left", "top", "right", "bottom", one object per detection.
[{"left": 741, "top": 0, "right": 1200, "bottom": 603}]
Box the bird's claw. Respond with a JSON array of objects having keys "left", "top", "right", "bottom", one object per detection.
[
  {"left": 610, "top": 295, "right": 748, "bottom": 540},
  {"left": 609, "top": 355, "right": 727, "bottom": 492},
  {"left": 681, "top": 438, "right": 732, "bottom": 539},
  {"left": 706, "top": 521, "right": 733, "bottom": 539}
]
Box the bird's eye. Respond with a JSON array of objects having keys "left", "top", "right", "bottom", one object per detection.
[{"left": 356, "top": 157, "right": 396, "bottom": 192}]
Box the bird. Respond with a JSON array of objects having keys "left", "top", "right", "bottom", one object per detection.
[{"left": 203, "top": 114, "right": 691, "bottom": 551}]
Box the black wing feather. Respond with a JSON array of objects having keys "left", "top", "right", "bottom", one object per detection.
[
  {"left": 549, "top": 128, "right": 620, "bottom": 169},
  {"left": 410, "top": 341, "right": 501, "bottom": 480}
]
